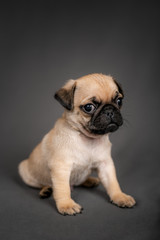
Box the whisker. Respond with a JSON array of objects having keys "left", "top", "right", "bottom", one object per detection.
[{"left": 123, "top": 118, "right": 132, "bottom": 128}]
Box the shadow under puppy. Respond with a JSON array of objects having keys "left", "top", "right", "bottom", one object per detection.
[{"left": 19, "top": 73, "right": 136, "bottom": 215}]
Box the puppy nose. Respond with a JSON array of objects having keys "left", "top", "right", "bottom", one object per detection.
[{"left": 106, "top": 110, "right": 114, "bottom": 119}]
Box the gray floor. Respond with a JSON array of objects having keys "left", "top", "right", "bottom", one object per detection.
[{"left": 1, "top": 1, "right": 160, "bottom": 240}]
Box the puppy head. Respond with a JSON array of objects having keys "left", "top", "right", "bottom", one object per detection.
[{"left": 55, "top": 74, "right": 124, "bottom": 137}]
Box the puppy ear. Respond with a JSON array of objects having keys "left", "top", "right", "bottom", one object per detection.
[
  {"left": 113, "top": 79, "right": 124, "bottom": 97},
  {"left": 54, "top": 80, "right": 76, "bottom": 110}
]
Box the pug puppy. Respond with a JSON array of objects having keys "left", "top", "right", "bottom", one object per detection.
[{"left": 19, "top": 73, "right": 136, "bottom": 215}]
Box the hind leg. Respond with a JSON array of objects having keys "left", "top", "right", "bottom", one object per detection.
[
  {"left": 81, "top": 177, "right": 100, "bottom": 188},
  {"left": 18, "top": 159, "right": 42, "bottom": 188},
  {"left": 39, "top": 186, "right": 52, "bottom": 198}
]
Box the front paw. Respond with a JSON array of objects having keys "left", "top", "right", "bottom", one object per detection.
[
  {"left": 111, "top": 192, "right": 136, "bottom": 208},
  {"left": 57, "top": 199, "right": 83, "bottom": 216}
]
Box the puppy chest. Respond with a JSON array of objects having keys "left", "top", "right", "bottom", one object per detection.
[
  {"left": 68, "top": 135, "right": 110, "bottom": 186},
  {"left": 70, "top": 163, "right": 92, "bottom": 186}
]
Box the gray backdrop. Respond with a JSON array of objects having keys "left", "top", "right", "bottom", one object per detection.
[{"left": 1, "top": 1, "right": 160, "bottom": 240}]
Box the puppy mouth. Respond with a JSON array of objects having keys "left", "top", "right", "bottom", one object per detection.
[
  {"left": 106, "top": 122, "right": 119, "bottom": 132},
  {"left": 87, "top": 122, "right": 119, "bottom": 135}
]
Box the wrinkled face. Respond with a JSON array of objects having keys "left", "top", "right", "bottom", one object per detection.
[
  {"left": 55, "top": 74, "right": 124, "bottom": 137},
  {"left": 79, "top": 97, "right": 123, "bottom": 135}
]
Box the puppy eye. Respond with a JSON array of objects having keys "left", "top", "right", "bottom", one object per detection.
[
  {"left": 83, "top": 104, "right": 96, "bottom": 114},
  {"left": 116, "top": 98, "right": 123, "bottom": 107}
]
